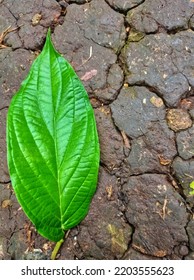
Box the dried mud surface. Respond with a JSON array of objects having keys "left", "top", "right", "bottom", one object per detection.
[{"left": 0, "top": 0, "right": 194, "bottom": 260}]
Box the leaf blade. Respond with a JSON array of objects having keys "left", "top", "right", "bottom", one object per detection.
[{"left": 7, "top": 30, "right": 100, "bottom": 241}]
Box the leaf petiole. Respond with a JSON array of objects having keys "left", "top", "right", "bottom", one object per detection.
[
  {"left": 51, "top": 239, "right": 64, "bottom": 260},
  {"left": 50, "top": 230, "right": 70, "bottom": 259}
]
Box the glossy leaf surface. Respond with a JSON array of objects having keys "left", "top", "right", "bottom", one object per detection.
[{"left": 7, "top": 30, "right": 100, "bottom": 242}]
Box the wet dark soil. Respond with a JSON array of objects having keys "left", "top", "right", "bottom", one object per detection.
[{"left": 0, "top": 0, "right": 194, "bottom": 260}]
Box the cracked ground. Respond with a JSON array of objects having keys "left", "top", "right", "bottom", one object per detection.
[{"left": 0, "top": 0, "right": 194, "bottom": 260}]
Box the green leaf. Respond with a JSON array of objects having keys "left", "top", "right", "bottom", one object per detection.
[
  {"left": 190, "top": 181, "right": 194, "bottom": 195},
  {"left": 6, "top": 29, "right": 100, "bottom": 242}
]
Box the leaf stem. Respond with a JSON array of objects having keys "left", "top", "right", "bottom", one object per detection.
[
  {"left": 51, "top": 239, "right": 64, "bottom": 260},
  {"left": 50, "top": 230, "right": 70, "bottom": 260}
]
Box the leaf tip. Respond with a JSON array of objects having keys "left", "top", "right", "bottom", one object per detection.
[
  {"left": 46, "top": 27, "right": 51, "bottom": 41},
  {"left": 44, "top": 27, "right": 57, "bottom": 54}
]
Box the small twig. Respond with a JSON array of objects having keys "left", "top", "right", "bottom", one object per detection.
[
  {"left": 77, "top": 46, "right": 93, "bottom": 69},
  {"left": 161, "top": 198, "right": 168, "bottom": 220},
  {"left": 0, "top": 25, "right": 22, "bottom": 49},
  {"left": 121, "top": 130, "right": 130, "bottom": 148}
]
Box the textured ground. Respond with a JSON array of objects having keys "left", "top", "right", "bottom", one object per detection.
[{"left": 0, "top": 0, "right": 194, "bottom": 260}]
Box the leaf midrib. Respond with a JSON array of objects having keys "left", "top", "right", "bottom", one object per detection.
[{"left": 47, "top": 43, "right": 64, "bottom": 231}]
